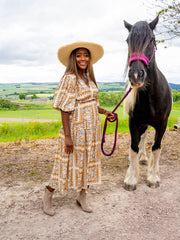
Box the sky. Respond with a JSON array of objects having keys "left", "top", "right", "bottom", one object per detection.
[{"left": 0, "top": 0, "right": 179, "bottom": 84}]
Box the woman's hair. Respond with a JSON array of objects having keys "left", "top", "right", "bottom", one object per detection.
[{"left": 64, "top": 48, "right": 97, "bottom": 86}]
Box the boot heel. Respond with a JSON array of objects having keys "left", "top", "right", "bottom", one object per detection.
[{"left": 76, "top": 190, "right": 93, "bottom": 213}]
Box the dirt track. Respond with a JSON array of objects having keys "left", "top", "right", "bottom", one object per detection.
[{"left": 0, "top": 130, "right": 180, "bottom": 240}]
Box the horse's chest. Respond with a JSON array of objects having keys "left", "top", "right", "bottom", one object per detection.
[{"left": 132, "top": 94, "right": 166, "bottom": 125}]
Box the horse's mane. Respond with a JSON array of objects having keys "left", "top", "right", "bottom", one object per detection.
[{"left": 128, "top": 21, "right": 152, "bottom": 55}]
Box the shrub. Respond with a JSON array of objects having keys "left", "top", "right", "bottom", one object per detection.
[
  {"left": 31, "top": 94, "right": 38, "bottom": 99},
  {"left": 19, "top": 93, "right": 26, "bottom": 100},
  {"left": 0, "top": 99, "right": 18, "bottom": 110},
  {"left": 99, "top": 91, "right": 125, "bottom": 106},
  {"left": 172, "top": 90, "right": 180, "bottom": 102}
]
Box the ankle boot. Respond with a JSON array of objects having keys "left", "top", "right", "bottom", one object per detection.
[
  {"left": 76, "top": 189, "right": 93, "bottom": 213},
  {"left": 43, "top": 187, "right": 55, "bottom": 216}
]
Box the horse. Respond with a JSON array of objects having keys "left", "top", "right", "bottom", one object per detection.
[{"left": 123, "top": 15, "right": 172, "bottom": 191}]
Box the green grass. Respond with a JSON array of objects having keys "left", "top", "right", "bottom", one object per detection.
[
  {"left": 0, "top": 104, "right": 179, "bottom": 142},
  {"left": 0, "top": 121, "right": 62, "bottom": 142},
  {"left": 0, "top": 105, "right": 126, "bottom": 120},
  {"left": 0, "top": 108, "right": 61, "bottom": 120},
  {"left": 1, "top": 103, "right": 178, "bottom": 121}
]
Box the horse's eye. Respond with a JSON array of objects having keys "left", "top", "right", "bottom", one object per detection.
[
  {"left": 139, "top": 70, "right": 144, "bottom": 77},
  {"left": 128, "top": 69, "right": 132, "bottom": 77},
  {"left": 150, "top": 37, "right": 155, "bottom": 45}
]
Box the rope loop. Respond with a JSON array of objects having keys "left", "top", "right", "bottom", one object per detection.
[
  {"left": 101, "top": 113, "right": 118, "bottom": 156},
  {"left": 101, "top": 87, "right": 132, "bottom": 156}
]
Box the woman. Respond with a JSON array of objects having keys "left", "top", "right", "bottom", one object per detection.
[{"left": 43, "top": 42, "right": 114, "bottom": 215}]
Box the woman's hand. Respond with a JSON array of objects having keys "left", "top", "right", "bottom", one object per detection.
[
  {"left": 61, "top": 110, "right": 73, "bottom": 154},
  {"left": 65, "top": 136, "right": 73, "bottom": 154},
  {"left": 104, "top": 110, "right": 115, "bottom": 120}
]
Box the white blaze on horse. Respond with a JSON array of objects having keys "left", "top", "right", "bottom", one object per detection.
[{"left": 123, "top": 16, "right": 172, "bottom": 191}]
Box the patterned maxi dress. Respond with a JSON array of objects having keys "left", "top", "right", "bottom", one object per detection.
[{"left": 49, "top": 74, "right": 102, "bottom": 193}]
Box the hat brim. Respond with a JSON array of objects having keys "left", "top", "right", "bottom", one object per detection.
[{"left": 57, "top": 42, "right": 104, "bottom": 66}]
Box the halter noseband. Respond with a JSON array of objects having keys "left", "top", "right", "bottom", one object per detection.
[{"left": 129, "top": 47, "right": 155, "bottom": 66}]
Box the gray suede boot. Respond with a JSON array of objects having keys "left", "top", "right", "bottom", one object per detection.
[
  {"left": 43, "top": 187, "right": 55, "bottom": 216},
  {"left": 76, "top": 189, "right": 93, "bottom": 213}
]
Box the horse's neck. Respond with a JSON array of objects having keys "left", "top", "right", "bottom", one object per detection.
[
  {"left": 147, "top": 61, "right": 161, "bottom": 87},
  {"left": 145, "top": 62, "right": 171, "bottom": 108}
]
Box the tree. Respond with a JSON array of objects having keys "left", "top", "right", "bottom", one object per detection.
[
  {"left": 19, "top": 93, "right": 26, "bottom": 100},
  {"left": 155, "top": 0, "right": 180, "bottom": 42},
  {"left": 172, "top": 90, "right": 180, "bottom": 102},
  {"left": 0, "top": 99, "right": 17, "bottom": 110},
  {"left": 31, "top": 94, "right": 38, "bottom": 100}
]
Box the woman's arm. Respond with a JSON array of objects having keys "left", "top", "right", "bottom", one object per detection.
[
  {"left": 61, "top": 110, "right": 73, "bottom": 154},
  {"left": 98, "top": 107, "right": 106, "bottom": 115},
  {"left": 98, "top": 107, "right": 114, "bottom": 119}
]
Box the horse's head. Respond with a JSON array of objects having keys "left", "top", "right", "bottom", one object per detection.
[{"left": 124, "top": 16, "right": 159, "bottom": 88}]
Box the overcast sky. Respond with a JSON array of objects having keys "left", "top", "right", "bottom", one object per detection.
[{"left": 0, "top": 0, "right": 179, "bottom": 84}]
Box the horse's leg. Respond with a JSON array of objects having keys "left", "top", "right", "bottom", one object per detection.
[
  {"left": 139, "top": 126, "right": 149, "bottom": 165},
  {"left": 124, "top": 148, "right": 139, "bottom": 191},
  {"left": 147, "top": 122, "right": 167, "bottom": 188},
  {"left": 124, "top": 120, "right": 140, "bottom": 191}
]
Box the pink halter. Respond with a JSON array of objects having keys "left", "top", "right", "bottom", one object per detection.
[
  {"left": 129, "top": 47, "right": 155, "bottom": 66},
  {"left": 129, "top": 52, "right": 149, "bottom": 66}
]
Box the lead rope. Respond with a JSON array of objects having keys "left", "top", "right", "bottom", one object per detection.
[{"left": 101, "top": 87, "right": 132, "bottom": 156}]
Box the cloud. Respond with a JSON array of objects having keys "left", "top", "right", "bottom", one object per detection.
[{"left": 0, "top": 0, "right": 179, "bottom": 84}]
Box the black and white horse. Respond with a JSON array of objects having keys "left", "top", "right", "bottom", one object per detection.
[{"left": 123, "top": 16, "right": 172, "bottom": 190}]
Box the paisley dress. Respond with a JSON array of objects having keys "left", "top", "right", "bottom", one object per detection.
[{"left": 49, "top": 74, "right": 102, "bottom": 193}]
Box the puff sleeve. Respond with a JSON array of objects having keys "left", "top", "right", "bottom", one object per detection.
[{"left": 52, "top": 74, "right": 76, "bottom": 112}]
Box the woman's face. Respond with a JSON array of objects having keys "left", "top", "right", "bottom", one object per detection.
[{"left": 75, "top": 48, "right": 90, "bottom": 72}]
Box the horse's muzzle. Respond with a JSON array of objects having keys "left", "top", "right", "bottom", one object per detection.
[{"left": 128, "top": 65, "right": 146, "bottom": 88}]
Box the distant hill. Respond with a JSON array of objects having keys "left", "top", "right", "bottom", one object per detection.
[
  {"left": 97, "top": 82, "right": 126, "bottom": 92},
  {"left": 97, "top": 82, "right": 180, "bottom": 92},
  {"left": 169, "top": 83, "right": 180, "bottom": 90},
  {"left": 0, "top": 82, "right": 179, "bottom": 99}
]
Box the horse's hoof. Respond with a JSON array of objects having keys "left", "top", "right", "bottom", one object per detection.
[
  {"left": 147, "top": 181, "right": 160, "bottom": 188},
  {"left": 139, "top": 159, "right": 148, "bottom": 165},
  {"left": 124, "top": 183, "right": 136, "bottom": 191}
]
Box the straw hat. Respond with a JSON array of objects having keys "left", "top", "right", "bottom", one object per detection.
[{"left": 57, "top": 41, "right": 104, "bottom": 66}]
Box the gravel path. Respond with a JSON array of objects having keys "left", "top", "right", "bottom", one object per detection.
[{"left": 0, "top": 130, "right": 179, "bottom": 240}]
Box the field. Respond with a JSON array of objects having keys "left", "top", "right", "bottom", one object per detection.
[
  {"left": 0, "top": 82, "right": 179, "bottom": 142},
  {"left": 0, "top": 82, "right": 126, "bottom": 99},
  {"left": 0, "top": 102, "right": 179, "bottom": 142},
  {"left": 1, "top": 82, "right": 179, "bottom": 99},
  {"left": 0, "top": 82, "right": 57, "bottom": 99}
]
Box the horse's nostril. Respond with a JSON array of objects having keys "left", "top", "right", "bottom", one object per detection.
[{"left": 134, "top": 73, "right": 138, "bottom": 79}]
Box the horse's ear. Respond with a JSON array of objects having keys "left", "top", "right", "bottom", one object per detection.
[
  {"left": 124, "top": 20, "right": 132, "bottom": 32},
  {"left": 149, "top": 15, "right": 159, "bottom": 30}
]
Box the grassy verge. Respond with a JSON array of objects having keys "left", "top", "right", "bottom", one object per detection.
[
  {"left": 0, "top": 115, "right": 177, "bottom": 142},
  {"left": 0, "top": 121, "right": 61, "bottom": 142},
  {"left": 0, "top": 108, "right": 60, "bottom": 120}
]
